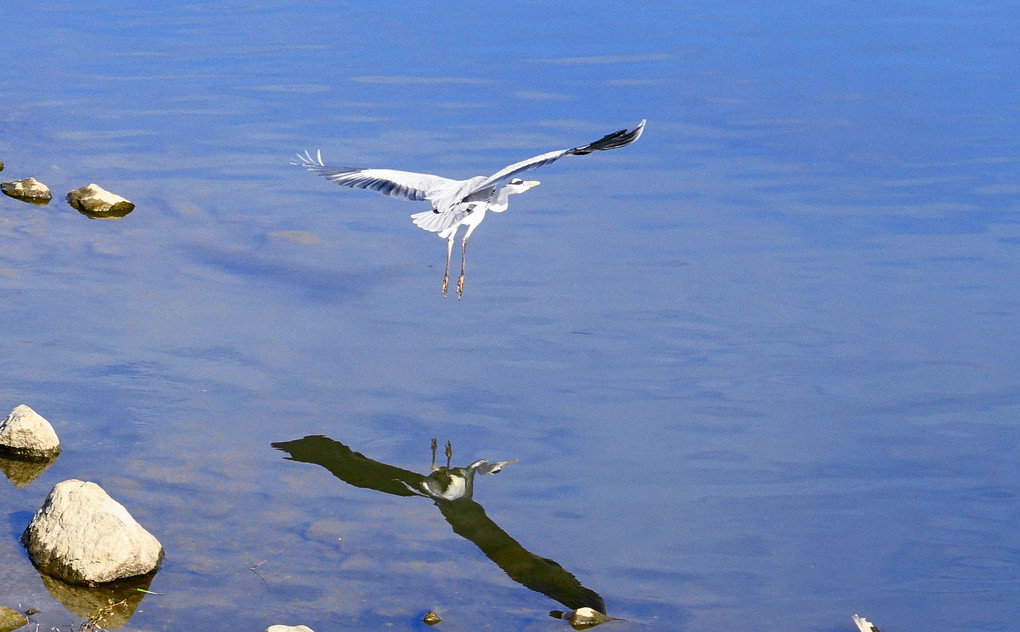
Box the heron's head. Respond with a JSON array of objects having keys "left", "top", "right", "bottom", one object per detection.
[{"left": 505, "top": 178, "right": 540, "bottom": 195}]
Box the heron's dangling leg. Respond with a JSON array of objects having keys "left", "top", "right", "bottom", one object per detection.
[
  {"left": 456, "top": 236, "right": 468, "bottom": 299},
  {"left": 445, "top": 440, "right": 453, "bottom": 469},
  {"left": 430, "top": 438, "right": 439, "bottom": 471},
  {"left": 442, "top": 235, "right": 455, "bottom": 297}
]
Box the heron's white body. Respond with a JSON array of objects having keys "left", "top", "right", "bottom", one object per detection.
[{"left": 294, "top": 120, "right": 645, "bottom": 297}]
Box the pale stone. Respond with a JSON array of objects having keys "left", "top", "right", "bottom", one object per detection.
[
  {"left": 0, "top": 404, "right": 61, "bottom": 460},
  {"left": 266, "top": 626, "right": 315, "bottom": 632},
  {"left": 570, "top": 607, "right": 612, "bottom": 627},
  {"left": 65, "top": 183, "right": 134, "bottom": 218},
  {"left": 1, "top": 177, "right": 52, "bottom": 204},
  {"left": 22, "top": 479, "right": 164, "bottom": 585}
]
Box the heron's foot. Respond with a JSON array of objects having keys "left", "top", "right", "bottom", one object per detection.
[
  {"left": 456, "top": 274, "right": 465, "bottom": 300},
  {"left": 441, "top": 274, "right": 449, "bottom": 297}
]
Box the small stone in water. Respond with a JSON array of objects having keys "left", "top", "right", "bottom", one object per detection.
[
  {"left": 422, "top": 611, "right": 441, "bottom": 625},
  {"left": 66, "top": 183, "right": 134, "bottom": 218},
  {"left": 1, "top": 177, "right": 52, "bottom": 204},
  {"left": 0, "top": 404, "right": 61, "bottom": 460}
]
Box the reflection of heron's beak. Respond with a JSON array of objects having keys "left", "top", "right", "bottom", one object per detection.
[{"left": 525, "top": 181, "right": 540, "bottom": 189}]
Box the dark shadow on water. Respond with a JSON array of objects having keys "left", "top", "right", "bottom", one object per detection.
[
  {"left": 272, "top": 435, "right": 607, "bottom": 616},
  {"left": 187, "top": 244, "right": 399, "bottom": 303}
]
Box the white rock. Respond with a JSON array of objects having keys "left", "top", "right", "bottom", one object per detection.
[
  {"left": 65, "top": 183, "right": 134, "bottom": 218},
  {"left": 1, "top": 177, "right": 52, "bottom": 204},
  {"left": 0, "top": 404, "right": 61, "bottom": 460},
  {"left": 266, "top": 626, "right": 315, "bottom": 632},
  {"left": 570, "top": 607, "right": 612, "bottom": 627},
  {"left": 22, "top": 479, "right": 164, "bottom": 585}
]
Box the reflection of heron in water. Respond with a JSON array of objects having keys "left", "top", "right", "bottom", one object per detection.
[
  {"left": 416, "top": 438, "right": 517, "bottom": 501},
  {"left": 271, "top": 435, "right": 607, "bottom": 619}
]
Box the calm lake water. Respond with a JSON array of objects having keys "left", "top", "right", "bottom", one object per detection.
[{"left": 2, "top": 2, "right": 1018, "bottom": 631}]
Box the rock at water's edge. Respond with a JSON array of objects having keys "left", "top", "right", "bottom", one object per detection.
[
  {"left": 22, "top": 479, "right": 164, "bottom": 585},
  {"left": 66, "top": 184, "right": 134, "bottom": 218},
  {"left": 266, "top": 626, "right": 315, "bottom": 632},
  {"left": 0, "top": 404, "right": 61, "bottom": 460}
]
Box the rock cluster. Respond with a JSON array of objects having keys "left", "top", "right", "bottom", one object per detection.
[
  {"left": 0, "top": 160, "right": 133, "bottom": 217},
  {"left": 0, "top": 405, "right": 61, "bottom": 460},
  {"left": 22, "top": 479, "right": 164, "bottom": 586}
]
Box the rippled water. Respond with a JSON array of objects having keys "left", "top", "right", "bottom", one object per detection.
[{"left": 2, "top": 2, "right": 1018, "bottom": 631}]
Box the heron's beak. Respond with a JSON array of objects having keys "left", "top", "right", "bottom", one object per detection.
[{"left": 525, "top": 180, "right": 540, "bottom": 189}]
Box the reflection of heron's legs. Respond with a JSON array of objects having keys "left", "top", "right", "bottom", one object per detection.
[
  {"left": 456, "top": 237, "right": 467, "bottom": 299},
  {"left": 442, "top": 236, "right": 455, "bottom": 297},
  {"left": 430, "top": 438, "right": 438, "bottom": 470},
  {"left": 445, "top": 441, "right": 453, "bottom": 469}
]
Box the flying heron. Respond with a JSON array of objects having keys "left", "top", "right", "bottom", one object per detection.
[{"left": 293, "top": 119, "right": 646, "bottom": 298}]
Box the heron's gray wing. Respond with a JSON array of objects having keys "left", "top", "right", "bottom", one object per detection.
[
  {"left": 293, "top": 150, "right": 453, "bottom": 202},
  {"left": 466, "top": 119, "right": 645, "bottom": 196}
]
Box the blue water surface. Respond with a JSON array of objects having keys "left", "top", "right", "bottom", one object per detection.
[{"left": 1, "top": 2, "right": 1018, "bottom": 631}]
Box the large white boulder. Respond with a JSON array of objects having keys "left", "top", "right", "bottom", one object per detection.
[
  {"left": 0, "top": 404, "right": 61, "bottom": 460},
  {"left": 22, "top": 480, "right": 164, "bottom": 585}
]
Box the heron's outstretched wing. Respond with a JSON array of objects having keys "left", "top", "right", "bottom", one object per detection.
[
  {"left": 293, "top": 150, "right": 454, "bottom": 202},
  {"left": 466, "top": 119, "right": 645, "bottom": 196}
]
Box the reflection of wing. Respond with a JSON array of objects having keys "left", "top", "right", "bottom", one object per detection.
[
  {"left": 437, "top": 499, "right": 606, "bottom": 613},
  {"left": 272, "top": 435, "right": 423, "bottom": 497}
]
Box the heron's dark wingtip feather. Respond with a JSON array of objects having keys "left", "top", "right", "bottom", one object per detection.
[{"left": 571, "top": 119, "right": 646, "bottom": 155}]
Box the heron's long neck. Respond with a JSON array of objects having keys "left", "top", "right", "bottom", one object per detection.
[{"left": 490, "top": 187, "right": 513, "bottom": 211}]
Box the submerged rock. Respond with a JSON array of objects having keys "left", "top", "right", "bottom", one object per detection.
[
  {"left": 0, "top": 607, "right": 28, "bottom": 632},
  {"left": 65, "top": 183, "right": 134, "bottom": 219},
  {"left": 0, "top": 404, "right": 61, "bottom": 460},
  {"left": 22, "top": 479, "right": 164, "bottom": 585},
  {"left": 1, "top": 177, "right": 51, "bottom": 205},
  {"left": 422, "top": 611, "right": 442, "bottom": 625}
]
